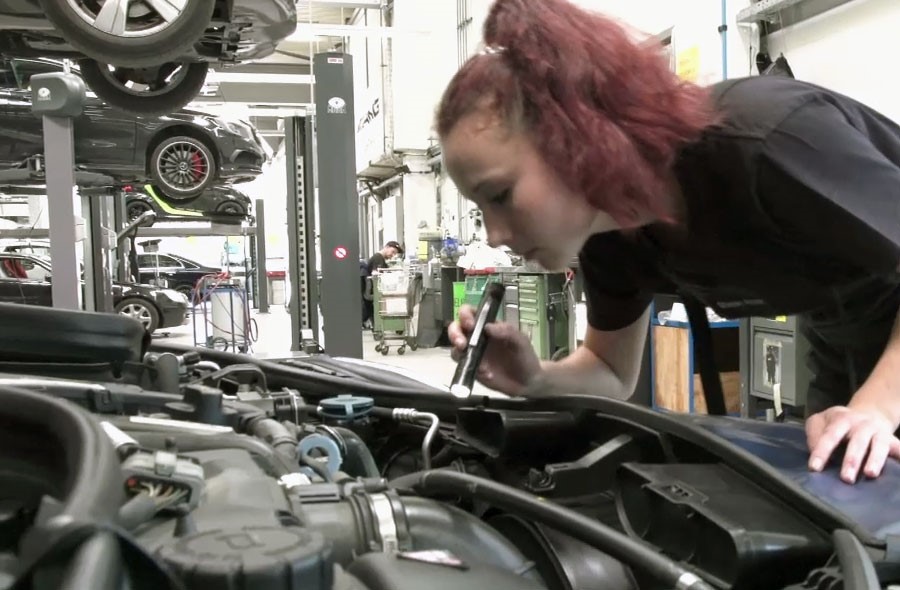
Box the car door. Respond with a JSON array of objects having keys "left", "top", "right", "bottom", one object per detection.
[
  {"left": 8, "top": 59, "right": 136, "bottom": 170},
  {"left": 0, "top": 85, "right": 42, "bottom": 168},
  {"left": 0, "top": 255, "right": 50, "bottom": 306},
  {"left": 76, "top": 94, "right": 137, "bottom": 169}
]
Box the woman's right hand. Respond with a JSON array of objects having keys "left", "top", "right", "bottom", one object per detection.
[{"left": 448, "top": 304, "right": 543, "bottom": 396}]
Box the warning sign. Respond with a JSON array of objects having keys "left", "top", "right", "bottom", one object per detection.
[{"left": 333, "top": 246, "right": 348, "bottom": 260}]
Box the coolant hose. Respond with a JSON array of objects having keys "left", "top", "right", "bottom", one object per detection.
[
  {"left": 0, "top": 386, "right": 124, "bottom": 590},
  {"left": 323, "top": 426, "right": 380, "bottom": 479},
  {"left": 391, "top": 470, "right": 715, "bottom": 590},
  {"left": 246, "top": 416, "right": 299, "bottom": 461}
]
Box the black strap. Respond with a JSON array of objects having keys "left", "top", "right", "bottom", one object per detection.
[{"left": 683, "top": 297, "right": 727, "bottom": 416}]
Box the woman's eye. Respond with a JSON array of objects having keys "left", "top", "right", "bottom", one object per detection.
[{"left": 490, "top": 189, "right": 511, "bottom": 205}]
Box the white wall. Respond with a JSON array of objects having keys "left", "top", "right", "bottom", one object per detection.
[
  {"left": 765, "top": 0, "right": 900, "bottom": 123},
  {"left": 349, "top": 8, "right": 388, "bottom": 173},
  {"left": 391, "top": 0, "right": 458, "bottom": 151}
]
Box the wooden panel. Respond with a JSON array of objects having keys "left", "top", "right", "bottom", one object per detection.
[
  {"left": 652, "top": 326, "right": 691, "bottom": 412},
  {"left": 693, "top": 371, "right": 741, "bottom": 415}
]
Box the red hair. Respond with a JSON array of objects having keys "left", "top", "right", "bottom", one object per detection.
[{"left": 436, "top": 0, "right": 719, "bottom": 225}]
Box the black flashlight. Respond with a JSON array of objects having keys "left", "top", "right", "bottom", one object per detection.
[{"left": 450, "top": 281, "right": 506, "bottom": 398}]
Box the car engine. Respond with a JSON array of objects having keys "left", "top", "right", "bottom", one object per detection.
[{"left": 0, "top": 304, "right": 871, "bottom": 590}]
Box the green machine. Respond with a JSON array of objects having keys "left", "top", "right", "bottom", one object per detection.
[
  {"left": 457, "top": 268, "right": 574, "bottom": 361},
  {"left": 511, "top": 271, "right": 572, "bottom": 361}
]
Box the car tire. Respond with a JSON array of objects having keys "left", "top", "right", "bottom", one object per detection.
[
  {"left": 38, "top": 0, "right": 215, "bottom": 68},
  {"left": 79, "top": 59, "right": 209, "bottom": 117},
  {"left": 126, "top": 199, "right": 154, "bottom": 221},
  {"left": 215, "top": 202, "right": 246, "bottom": 216},
  {"left": 115, "top": 297, "right": 160, "bottom": 333},
  {"left": 150, "top": 135, "right": 216, "bottom": 199}
]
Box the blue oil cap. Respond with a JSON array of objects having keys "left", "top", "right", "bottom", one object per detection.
[{"left": 318, "top": 394, "right": 375, "bottom": 421}]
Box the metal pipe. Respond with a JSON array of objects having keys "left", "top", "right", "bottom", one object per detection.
[{"left": 392, "top": 408, "right": 440, "bottom": 470}]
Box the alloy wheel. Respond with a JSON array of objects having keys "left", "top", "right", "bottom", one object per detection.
[
  {"left": 118, "top": 302, "right": 152, "bottom": 329},
  {"left": 156, "top": 140, "right": 211, "bottom": 193},
  {"left": 66, "top": 0, "right": 188, "bottom": 38}
]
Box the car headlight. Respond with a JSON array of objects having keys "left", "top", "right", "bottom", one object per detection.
[
  {"left": 214, "top": 117, "right": 252, "bottom": 140},
  {"left": 160, "top": 289, "right": 189, "bottom": 304}
]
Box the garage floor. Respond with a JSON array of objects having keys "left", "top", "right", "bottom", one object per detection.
[{"left": 157, "top": 306, "right": 499, "bottom": 396}]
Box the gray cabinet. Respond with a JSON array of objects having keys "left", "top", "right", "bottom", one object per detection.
[{"left": 740, "top": 316, "right": 812, "bottom": 418}]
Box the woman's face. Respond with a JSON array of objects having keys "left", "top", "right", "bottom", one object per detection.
[{"left": 442, "top": 110, "right": 618, "bottom": 271}]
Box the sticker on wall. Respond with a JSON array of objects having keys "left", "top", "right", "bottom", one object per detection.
[
  {"left": 333, "top": 246, "right": 348, "bottom": 260},
  {"left": 676, "top": 45, "right": 701, "bottom": 83},
  {"left": 327, "top": 97, "right": 347, "bottom": 114}
]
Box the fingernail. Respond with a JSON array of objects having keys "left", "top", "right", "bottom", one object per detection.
[
  {"left": 842, "top": 468, "right": 856, "bottom": 483},
  {"left": 809, "top": 458, "right": 824, "bottom": 471}
]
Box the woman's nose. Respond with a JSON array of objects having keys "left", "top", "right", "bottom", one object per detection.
[{"left": 484, "top": 215, "right": 511, "bottom": 249}]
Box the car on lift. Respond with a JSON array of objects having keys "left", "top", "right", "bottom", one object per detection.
[
  {"left": 134, "top": 251, "right": 221, "bottom": 299},
  {"left": 124, "top": 183, "right": 252, "bottom": 223},
  {"left": 0, "top": 0, "right": 297, "bottom": 115},
  {"left": 0, "top": 57, "right": 267, "bottom": 198},
  {"left": 0, "top": 251, "right": 188, "bottom": 332}
]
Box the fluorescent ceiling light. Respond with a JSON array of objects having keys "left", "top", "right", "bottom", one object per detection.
[
  {"left": 283, "top": 23, "right": 427, "bottom": 41},
  {"left": 207, "top": 73, "right": 315, "bottom": 85},
  {"left": 303, "top": 0, "right": 382, "bottom": 7}
]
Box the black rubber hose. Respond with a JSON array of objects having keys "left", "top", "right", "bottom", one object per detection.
[
  {"left": 58, "top": 531, "right": 122, "bottom": 590},
  {"left": 149, "top": 342, "right": 447, "bottom": 398},
  {"left": 325, "top": 426, "right": 380, "bottom": 479},
  {"left": 0, "top": 386, "right": 124, "bottom": 589},
  {"left": 246, "top": 416, "right": 299, "bottom": 461},
  {"left": 392, "top": 470, "right": 715, "bottom": 590},
  {"left": 833, "top": 529, "right": 880, "bottom": 590}
]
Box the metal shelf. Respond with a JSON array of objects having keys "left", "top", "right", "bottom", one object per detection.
[
  {"left": 737, "top": 0, "right": 807, "bottom": 22},
  {"left": 737, "top": 0, "right": 857, "bottom": 24}
]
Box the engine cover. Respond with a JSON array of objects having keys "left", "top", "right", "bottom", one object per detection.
[{"left": 158, "top": 526, "right": 333, "bottom": 590}]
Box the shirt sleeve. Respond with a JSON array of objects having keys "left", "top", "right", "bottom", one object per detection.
[
  {"left": 578, "top": 233, "right": 654, "bottom": 331},
  {"left": 759, "top": 97, "right": 900, "bottom": 276}
]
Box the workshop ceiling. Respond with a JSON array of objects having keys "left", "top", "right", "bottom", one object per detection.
[{"left": 189, "top": 1, "right": 384, "bottom": 146}]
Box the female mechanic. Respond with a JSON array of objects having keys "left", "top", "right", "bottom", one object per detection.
[{"left": 440, "top": 0, "right": 900, "bottom": 485}]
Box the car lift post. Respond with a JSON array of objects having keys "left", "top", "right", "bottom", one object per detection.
[
  {"left": 30, "top": 72, "right": 86, "bottom": 311},
  {"left": 255, "top": 198, "right": 269, "bottom": 314}
]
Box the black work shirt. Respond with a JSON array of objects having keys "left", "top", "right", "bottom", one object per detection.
[
  {"left": 366, "top": 253, "right": 388, "bottom": 275},
  {"left": 578, "top": 75, "right": 900, "bottom": 414}
]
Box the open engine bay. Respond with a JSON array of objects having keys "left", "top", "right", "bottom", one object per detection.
[{"left": 0, "top": 303, "right": 898, "bottom": 590}]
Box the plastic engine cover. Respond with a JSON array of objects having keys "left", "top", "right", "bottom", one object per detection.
[{"left": 157, "top": 526, "right": 333, "bottom": 590}]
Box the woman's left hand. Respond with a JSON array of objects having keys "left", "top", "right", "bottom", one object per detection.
[{"left": 806, "top": 404, "right": 900, "bottom": 484}]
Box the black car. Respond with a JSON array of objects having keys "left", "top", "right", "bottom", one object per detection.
[
  {"left": 0, "top": 0, "right": 297, "bottom": 115},
  {"left": 0, "top": 58, "right": 267, "bottom": 198},
  {"left": 0, "top": 251, "right": 188, "bottom": 332},
  {"left": 124, "top": 183, "right": 252, "bottom": 223},
  {"left": 135, "top": 251, "right": 221, "bottom": 298}
]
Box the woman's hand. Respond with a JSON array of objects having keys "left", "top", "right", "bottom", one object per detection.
[
  {"left": 806, "top": 404, "right": 900, "bottom": 483},
  {"left": 448, "top": 304, "right": 543, "bottom": 396}
]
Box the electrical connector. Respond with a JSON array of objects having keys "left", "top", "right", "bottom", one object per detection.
[{"left": 122, "top": 448, "right": 205, "bottom": 511}]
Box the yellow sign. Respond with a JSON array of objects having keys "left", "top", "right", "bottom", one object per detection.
[
  {"left": 775, "top": 315, "right": 788, "bottom": 323},
  {"left": 676, "top": 45, "right": 700, "bottom": 83}
]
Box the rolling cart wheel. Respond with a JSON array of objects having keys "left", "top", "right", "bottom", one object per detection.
[
  {"left": 398, "top": 346, "right": 406, "bottom": 356},
  {"left": 409, "top": 342, "right": 418, "bottom": 351},
  {"left": 375, "top": 344, "right": 383, "bottom": 353},
  {"left": 381, "top": 346, "right": 390, "bottom": 356}
]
